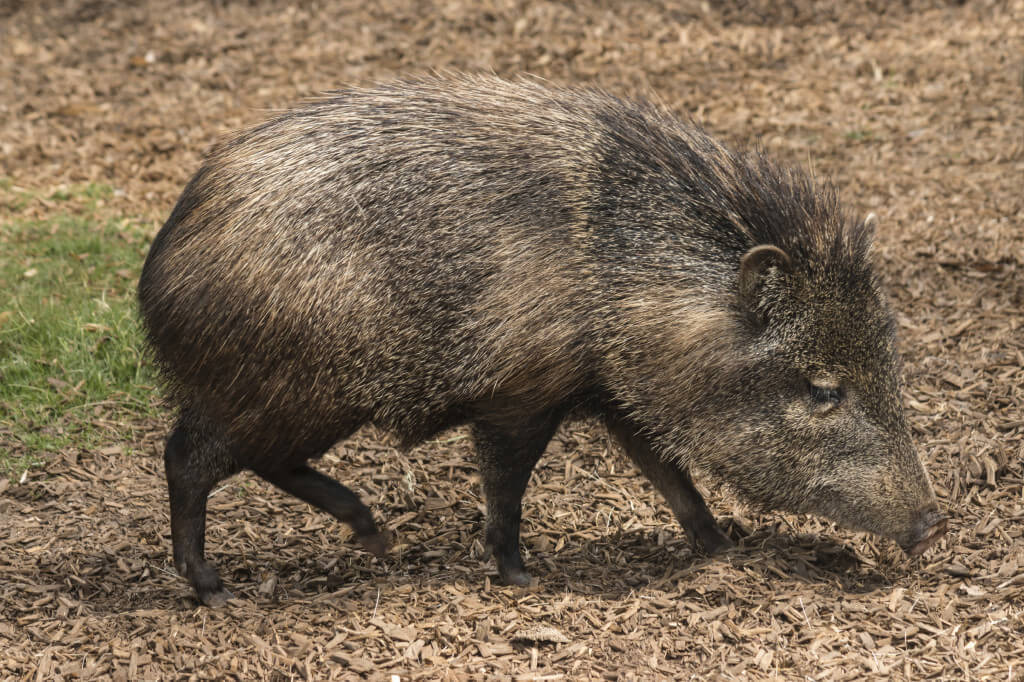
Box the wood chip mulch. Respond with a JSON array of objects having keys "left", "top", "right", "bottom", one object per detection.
[{"left": 1, "top": 0, "right": 1023, "bottom": 679}]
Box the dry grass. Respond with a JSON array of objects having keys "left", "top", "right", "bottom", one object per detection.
[{"left": 1, "top": 0, "right": 1023, "bottom": 679}]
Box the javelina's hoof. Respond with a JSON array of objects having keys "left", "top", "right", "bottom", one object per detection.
[
  {"left": 199, "top": 587, "right": 234, "bottom": 608},
  {"left": 498, "top": 565, "right": 534, "bottom": 587},
  {"left": 358, "top": 531, "right": 391, "bottom": 557},
  {"left": 693, "top": 522, "right": 734, "bottom": 555},
  {"left": 189, "top": 561, "right": 234, "bottom": 607},
  {"left": 702, "top": 532, "right": 735, "bottom": 555}
]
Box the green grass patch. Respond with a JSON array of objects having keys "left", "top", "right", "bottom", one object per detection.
[
  {"left": 0, "top": 182, "right": 159, "bottom": 478},
  {"left": 844, "top": 128, "right": 874, "bottom": 142}
]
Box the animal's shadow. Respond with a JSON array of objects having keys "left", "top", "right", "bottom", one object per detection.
[
  {"left": 22, "top": 517, "right": 899, "bottom": 616},
  {"left": 515, "top": 524, "right": 893, "bottom": 598}
]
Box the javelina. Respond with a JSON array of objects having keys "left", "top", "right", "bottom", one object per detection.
[{"left": 138, "top": 74, "right": 947, "bottom": 606}]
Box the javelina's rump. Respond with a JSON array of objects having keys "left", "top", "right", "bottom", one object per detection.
[{"left": 139, "top": 74, "right": 947, "bottom": 606}]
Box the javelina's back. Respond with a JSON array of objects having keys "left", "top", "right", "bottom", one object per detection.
[{"left": 139, "top": 74, "right": 945, "bottom": 606}]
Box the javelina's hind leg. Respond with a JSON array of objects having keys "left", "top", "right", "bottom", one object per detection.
[
  {"left": 164, "top": 416, "right": 241, "bottom": 608},
  {"left": 472, "top": 410, "right": 563, "bottom": 586},
  {"left": 256, "top": 465, "right": 389, "bottom": 556},
  {"left": 608, "top": 419, "right": 733, "bottom": 554}
]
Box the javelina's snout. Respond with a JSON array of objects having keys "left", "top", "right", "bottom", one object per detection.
[{"left": 902, "top": 506, "right": 948, "bottom": 556}]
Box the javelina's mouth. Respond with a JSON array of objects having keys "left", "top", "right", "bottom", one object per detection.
[{"left": 904, "top": 513, "right": 948, "bottom": 556}]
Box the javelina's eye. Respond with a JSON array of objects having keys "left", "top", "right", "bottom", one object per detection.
[{"left": 809, "top": 382, "right": 843, "bottom": 414}]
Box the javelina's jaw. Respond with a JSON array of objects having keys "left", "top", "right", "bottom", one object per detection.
[{"left": 902, "top": 509, "right": 948, "bottom": 556}]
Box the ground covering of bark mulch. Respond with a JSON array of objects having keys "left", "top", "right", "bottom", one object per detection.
[{"left": 2, "top": 0, "right": 1023, "bottom": 679}]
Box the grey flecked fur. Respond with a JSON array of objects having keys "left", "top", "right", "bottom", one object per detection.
[{"left": 138, "top": 74, "right": 945, "bottom": 605}]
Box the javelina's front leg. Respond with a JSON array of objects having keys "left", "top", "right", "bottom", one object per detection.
[
  {"left": 607, "top": 419, "right": 733, "bottom": 554},
  {"left": 164, "top": 417, "right": 240, "bottom": 608},
  {"left": 471, "top": 410, "right": 563, "bottom": 586},
  {"left": 255, "top": 465, "right": 389, "bottom": 556}
]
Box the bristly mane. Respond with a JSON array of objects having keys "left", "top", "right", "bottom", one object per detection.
[{"left": 586, "top": 89, "right": 873, "bottom": 279}]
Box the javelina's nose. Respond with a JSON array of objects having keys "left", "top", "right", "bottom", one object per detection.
[{"left": 903, "top": 507, "right": 948, "bottom": 556}]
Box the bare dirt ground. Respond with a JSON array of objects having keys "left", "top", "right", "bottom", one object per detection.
[{"left": 2, "top": 0, "right": 1024, "bottom": 679}]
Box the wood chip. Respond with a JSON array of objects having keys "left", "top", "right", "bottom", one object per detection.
[{"left": 511, "top": 626, "right": 570, "bottom": 644}]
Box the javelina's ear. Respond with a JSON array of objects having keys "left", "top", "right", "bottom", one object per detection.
[{"left": 738, "top": 244, "right": 792, "bottom": 313}]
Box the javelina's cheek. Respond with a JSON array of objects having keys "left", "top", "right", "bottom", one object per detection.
[
  {"left": 781, "top": 401, "right": 819, "bottom": 436},
  {"left": 782, "top": 401, "right": 805, "bottom": 421}
]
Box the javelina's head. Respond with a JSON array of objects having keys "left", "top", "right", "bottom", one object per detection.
[{"left": 693, "top": 215, "right": 946, "bottom": 556}]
